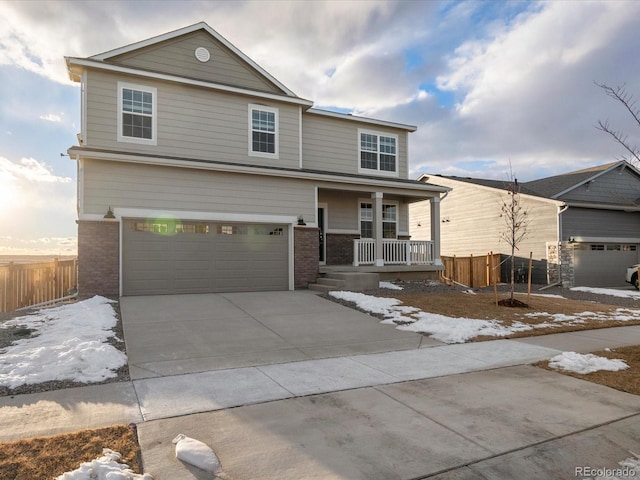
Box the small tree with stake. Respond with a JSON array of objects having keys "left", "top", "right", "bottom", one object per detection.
[{"left": 498, "top": 175, "right": 529, "bottom": 306}]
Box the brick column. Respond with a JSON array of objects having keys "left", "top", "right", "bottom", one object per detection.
[
  {"left": 326, "top": 233, "right": 360, "bottom": 265},
  {"left": 77, "top": 220, "right": 119, "bottom": 296},
  {"left": 294, "top": 226, "right": 319, "bottom": 289}
]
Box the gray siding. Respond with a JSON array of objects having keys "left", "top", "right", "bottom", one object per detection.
[
  {"left": 82, "top": 158, "right": 315, "bottom": 219},
  {"left": 558, "top": 167, "right": 640, "bottom": 204},
  {"left": 302, "top": 113, "right": 409, "bottom": 179},
  {"left": 318, "top": 190, "right": 409, "bottom": 234},
  {"left": 108, "top": 30, "right": 282, "bottom": 94},
  {"left": 561, "top": 207, "right": 640, "bottom": 239},
  {"left": 85, "top": 70, "right": 300, "bottom": 168},
  {"left": 410, "top": 178, "right": 558, "bottom": 261}
]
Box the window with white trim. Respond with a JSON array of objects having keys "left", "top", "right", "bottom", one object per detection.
[
  {"left": 359, "top": 202, "right": 398, "bottom": 239},
  {"left": 360, "top": 203, "right": 373, "bottom": 238},
  {"left": 358, "top": 129, "right": 398, "bottom": 175},
  {"left": 117, "top": 82, "right": 157, "bottom": 145},
  {"left": 382, "top": 204, "right": 397, "bottom": 239},
  {"left": 249, "top": 104, "right": 279, "bottom": 158}
]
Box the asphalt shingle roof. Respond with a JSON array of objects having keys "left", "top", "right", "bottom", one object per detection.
[
  {"left": 431, "top": 161, "right": 628, "bottom": 200},
  {"left": 522, "top": 161, "right": 622, "bottom": 198}
]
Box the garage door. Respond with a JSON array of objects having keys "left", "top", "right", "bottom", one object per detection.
[
  {"left": 573, "top": 243, "right": 638, "bottom": 287},
  {"left": 123, "top": 219, "right": 289, "bottom": 295}
]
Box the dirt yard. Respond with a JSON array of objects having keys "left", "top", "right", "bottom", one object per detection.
[{"left": 388, "top": 291, "right": 640, "bottom": 340}]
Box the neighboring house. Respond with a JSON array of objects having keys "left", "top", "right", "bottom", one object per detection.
[
  {"left": 410, "top": 161, "right": 640, "bottom": 287},
  {"left": 66, "top": 22, "right": 447, "bottom": 296}
]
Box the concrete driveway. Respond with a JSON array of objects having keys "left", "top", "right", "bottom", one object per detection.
[{"left": 120, "top": 291, "right": 435, "bottom": 380}]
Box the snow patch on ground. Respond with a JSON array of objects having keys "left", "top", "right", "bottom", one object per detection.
[
  {"left": 570, "top": 286, "right": 640, "bottom": 299},
  {"left": 397, "top": 313, "right": 533, "bottom": 344},
  {"left": 329, "top": 291, "right": 640, "bottom": 344},
  {"left": 379, "top": 281, "right": 403, "bottom": 290},
  {"left": 0, "top": 296, "right": 127, "bottom": 389},
  {"left": 55, "top": 449, "right": 153, "bottom": 479},
  {"left": 548, "top": 352, "right": 629, "bottom": 374}
]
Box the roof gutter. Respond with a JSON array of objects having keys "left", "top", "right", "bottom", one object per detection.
[
  {"left": 67, "top": 146, "right": 449, "bottom": 195},
  {"left": 563, "top": 200, "right": 640, "bottom": 212}
]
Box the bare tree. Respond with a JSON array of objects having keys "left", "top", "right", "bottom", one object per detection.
[
  {"left": 595, "top": 82, "right": 640, "bottom": 166},
  {"left": 499, "top": 172, "right": 529, "bottom": 303}
]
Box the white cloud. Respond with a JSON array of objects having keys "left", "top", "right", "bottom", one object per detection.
[
  {"left": 2, "top": 0, "right": 640, "bottom": 188},
  {"left": 0, "top": 157, "right": 71, "bottom": 184},
  {"left": 40, "top": 113, "right": 62, "bottom": 123},
  {"left": 0, "top": 156, "right": 76, "bottom": 254},
  {"left": 404, "top": 1, "right": 640, "bottom": 180},
  {"left": 0, "top": 236, "right": 77, "bottom": 256}
]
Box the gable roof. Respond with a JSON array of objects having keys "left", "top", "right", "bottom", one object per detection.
[
  {"left": 521, "top": 161, "right": 633, "bottom": 198},
  {"left": 66, "top": 22, "right": 316, "bottom": 108},
  {"left": 89, "top": 22, "right": 297, "bottom": 97},
  {"left": 420, "top": 160, "right": 640, "bottom": 204},
  {"left": 423, "top": 174, "right": 544, "bottom": 197}
]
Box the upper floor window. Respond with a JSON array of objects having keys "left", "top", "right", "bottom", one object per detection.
[
  {"left": 358, "top": 129, "right": 398, "bottom": 176},
  {"left": 117, "top": 82, "right": 157, "bottom": 145},
  {"left": 249, "top": 104, "right": 279, "bottom": 158}
]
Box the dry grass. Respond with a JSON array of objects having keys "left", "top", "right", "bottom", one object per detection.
[
  {"left": 393, "top": 292, "right": 640, "bottom": 395},
  {"left": 537, "top": 345, "right": 640, "bottom": 396},
  {"left": 0, "top": 424, "right": 141, "bottom": 479},
  {"left": 391, "top": 292, "right": 640, "bottom": 340}
]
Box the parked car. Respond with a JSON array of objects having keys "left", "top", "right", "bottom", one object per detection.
[{"left": 625, "top": 264, "right": 640, "bottom": 289}]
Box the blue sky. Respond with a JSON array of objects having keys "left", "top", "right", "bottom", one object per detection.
[{"left": 1, "top": 0, "right": 639, "bottom": 255}]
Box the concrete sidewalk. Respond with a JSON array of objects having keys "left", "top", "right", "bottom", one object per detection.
[
  {"left": 137, "top": 366, "right": 640, "bottom": 480},
  {"left": 1, "top": 325, "right": 639, "bottom": 442},
  {"left": 1, "top": 325, "right": 640, "bottom": 479}
]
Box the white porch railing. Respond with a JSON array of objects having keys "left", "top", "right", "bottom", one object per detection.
[{"left": 353, "top": 239, "right": 434, "bottom": 266}]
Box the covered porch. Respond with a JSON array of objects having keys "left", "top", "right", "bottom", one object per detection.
[{"left": 315, "top": 183, "right": 445, "bottom": 271}]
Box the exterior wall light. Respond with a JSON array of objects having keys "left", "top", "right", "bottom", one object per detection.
[{"left": 104, "top": 206, "right": 116, "bottom": 219}]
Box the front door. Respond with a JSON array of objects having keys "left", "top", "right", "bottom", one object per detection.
[{"left": 318, "top": 206, "right": 326, "bottom": 264}]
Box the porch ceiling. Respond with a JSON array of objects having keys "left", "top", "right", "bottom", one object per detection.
[{"left": 317, "top": 183, "right": 444, "bottom": 202}]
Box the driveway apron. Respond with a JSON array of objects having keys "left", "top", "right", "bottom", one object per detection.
[{"left": 119, "top": 291, "right": 430, "bottom": 380}]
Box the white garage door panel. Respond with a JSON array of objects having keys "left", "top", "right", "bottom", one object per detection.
[{"left": 123, "top": 219, "right": 289, "bottom": 295}]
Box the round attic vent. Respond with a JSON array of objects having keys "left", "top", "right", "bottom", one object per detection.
[{"left": 194, "top": 47, "right": 210, "bottom": 63}]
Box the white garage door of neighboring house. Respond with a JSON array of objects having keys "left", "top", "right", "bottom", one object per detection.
[
  {"left": 122, "top": 219, "right": 289, "bottom": 295},
  {"left": 573, "top": 243, "right": 639, "bottom": 287}
]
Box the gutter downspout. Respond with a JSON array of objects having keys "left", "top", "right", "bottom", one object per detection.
[{"left": 555, "top": 204, "right": 569, "bottom": 285}]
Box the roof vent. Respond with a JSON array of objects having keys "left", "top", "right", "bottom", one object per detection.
[{"left": 195, "top": 47, "right": 210, "bottom": 63}]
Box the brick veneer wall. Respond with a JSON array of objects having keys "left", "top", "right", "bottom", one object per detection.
[
  {"left": 294, "top": 226, "right": 319, "bottom": 288},
  {"left": 77, "top": 220, "right": 119, "bottom": 296},
  {"left": 326, "top": 233, "right": 359, "bottom": 265}
]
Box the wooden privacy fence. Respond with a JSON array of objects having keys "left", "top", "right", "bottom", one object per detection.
[
  {"left": 440, "top": 253, "right": 501, "bottom": 288},
  {"left": 0, "top": 259, "right": 78, "bottom": 313}
]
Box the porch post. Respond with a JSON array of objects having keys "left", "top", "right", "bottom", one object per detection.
[
  {"left": 372, "top": 192, "right": 384, "bottom": 266},
  {"left": 430, "top": 195, "right": 442, "bottom": 265}
]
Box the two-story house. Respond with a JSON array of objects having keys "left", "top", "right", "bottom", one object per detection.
[
  {"left": 66, "top": 22, "right": 446, "bottom": 296},
  {"left": 410, "top": 161, "right": 640, "bottom": 287}
]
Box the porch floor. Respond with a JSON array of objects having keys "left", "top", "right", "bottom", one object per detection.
[{"left": 319, "top": 264, "right": 443, "bottom": 282}]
